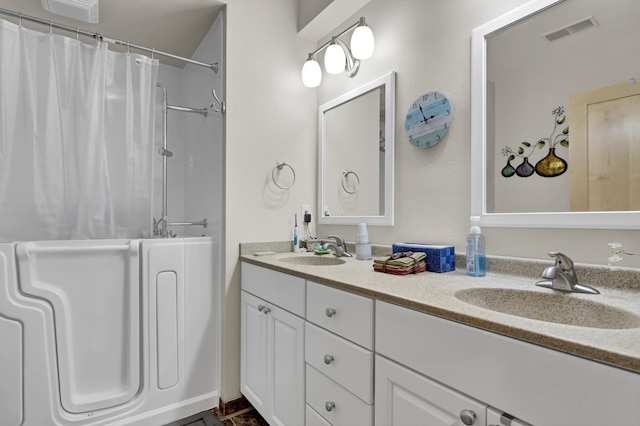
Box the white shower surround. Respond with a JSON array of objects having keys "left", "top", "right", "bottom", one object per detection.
[{"left": 0, "top": 237, "right": 221, "bottom": 425}]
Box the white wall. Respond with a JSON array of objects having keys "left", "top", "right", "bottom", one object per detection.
[
  {"left": 221, "top": 0, "right": 640, "bottom": 402},
  {"left": 223, "top": 0, "right": 318, "bottom": 401},
  {"left": 313, "top": 0, "right": 640, "bottom": 269}
]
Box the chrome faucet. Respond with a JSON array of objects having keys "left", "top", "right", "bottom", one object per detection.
[
  {"left": 536, "top": 252, "right": 599, "bottom": 294},
  {"left": 322, "top": 235, "right": 352, "bottom": 257}
]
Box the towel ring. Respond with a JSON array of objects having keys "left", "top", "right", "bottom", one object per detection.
[
  {"left": 341, "top": 170, "right": 360, "bottom": 194},
  {"left": 272, "top": 161, "right": 296, "bottom": 190}
]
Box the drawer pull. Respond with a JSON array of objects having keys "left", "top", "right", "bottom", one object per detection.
[
  {"left": 324, "top": 401, "right": 336, "bottom": 412},
  {"left": 325, "top": 307, "right": 337, "bottom": 317},
  {"left": 323, "top": 354, "right": 335, "bottom": 365},
  {"left": 460, "top": 409, "right": 477, "bottom": 425}
]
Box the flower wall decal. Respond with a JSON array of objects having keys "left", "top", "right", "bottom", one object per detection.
[{"left": 501, "top": 106, "right": 569, "bottom": 178}]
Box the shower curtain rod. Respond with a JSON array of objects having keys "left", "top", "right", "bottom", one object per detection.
[{"left": 0, "top": 7, "right": 219, "bottom": 73}]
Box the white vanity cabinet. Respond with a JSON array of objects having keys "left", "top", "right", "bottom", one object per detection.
[
  {"left": 304, "top": 281, "right": 374, "bottom": 426},
  {"left": 241, "top": 261, "right": 640, "bottom": 426},
  {"left": 240, "top": 263, "right": 306, "bottom": 426},
  {"left": 376, "top": 300, "right": 640, "bottom": 426}
]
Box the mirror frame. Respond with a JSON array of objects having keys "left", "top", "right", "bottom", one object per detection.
[
  {"left": 471, "top": 0, "right": 640, "bottom": 230},
  {"left": 318, "top": 71, "right": 396, "bottom": 226}
]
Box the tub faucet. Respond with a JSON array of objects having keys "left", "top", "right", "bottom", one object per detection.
[
  {"left": 536, "top": 252, "right": 599, "bottom": 294},
  {"left": 323, "top": 235, "right": 352, "bottom": 257}
]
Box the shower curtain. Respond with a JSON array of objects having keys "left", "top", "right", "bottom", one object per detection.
[{"left": 0, "top": 19, "right": 159, "bottom": 241}]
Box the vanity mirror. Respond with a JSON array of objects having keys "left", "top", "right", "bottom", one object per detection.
[
  {"left": 318, "top": 71, "right": 395, "bottom": 225},
  {"left": 471, "top": 0, "right": 640, "bottom": 229}
]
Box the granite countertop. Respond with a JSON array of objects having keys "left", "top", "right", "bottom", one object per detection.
[{"left": 240, "top": 243, "right": 640, "bottom": 375}]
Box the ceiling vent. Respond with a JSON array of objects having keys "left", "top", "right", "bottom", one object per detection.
[
  {"left": 41, "top": 0, "right": 99, "bottom": 23},
  {"left": 541, "top": 16, "right": 598, "bottom": 42}
]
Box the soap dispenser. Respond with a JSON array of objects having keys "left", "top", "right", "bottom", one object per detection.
[{"left": 466, "top": 216, "right": 486, "bottom": 277}]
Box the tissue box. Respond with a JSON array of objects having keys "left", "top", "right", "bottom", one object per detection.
[{"left": 392, "top": 243, "right": 456, "bottom": 273}]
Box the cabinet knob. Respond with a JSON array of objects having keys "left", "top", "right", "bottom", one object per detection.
[
  {"left": 325, "top": 307, "right": 336, "bottom": 317},
  {"left": 258, "top": 305, "right": 270, "bottom": 314},
  {"left": 324, "top": 354, "right": 335, "bottom": 365},
  {"left": 460, "top": 409, "right": 477, "bottom": 425},
  {"left": 263, "top": 307, "right": 271, "bottom": 314},
  {"left": 258, "top": 304, "right": 265, "bottom": 312},
  {"left": 324, "top": 401, "right": 335, "bottom": 412}
]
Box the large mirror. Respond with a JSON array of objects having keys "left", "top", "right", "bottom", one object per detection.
[
  {"left": 318, "top": 71, "right": 395, "bottom": 225},
  {"left": 471, "top": 0, "right": 640, "bottom": 229}
]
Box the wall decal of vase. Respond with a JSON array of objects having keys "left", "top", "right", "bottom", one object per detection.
[
  {"left": 515, "top": 157, "right": 535, "bottom": 177},
  {"left": 500, "top": 105, "right": 569, "bottom": 179},
  {"left": 501, "top": 159, "right": 516, "bottom": 177},
  {"left": 535, "top": 147, "right": 567, "bottom": 177}
]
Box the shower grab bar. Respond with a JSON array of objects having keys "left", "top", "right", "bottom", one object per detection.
[
  {"left": 167, "top": 219, "right": 208, "bottom": 228},
  {"left": 22, "top": 244, "right": 132, "bottom": 254},
  {"left": 165, "top": 92, "right": 225, "bottom": 116},
  {"left": 167, "top": 104, "right": 209, "bottom": 116}
]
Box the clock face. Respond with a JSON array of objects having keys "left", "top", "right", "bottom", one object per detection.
[{"left": 404, "top": 91, "right": 452, "bottom": 148}]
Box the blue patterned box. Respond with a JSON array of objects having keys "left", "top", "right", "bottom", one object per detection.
[{"left": 392, "top": 243, "right": 456, "bottom": 273}]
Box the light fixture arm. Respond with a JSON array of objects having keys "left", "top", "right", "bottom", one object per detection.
[
  {"left": 333, "top": 37, "right": 360, "bottom": 77},
  {"left": 306, "top": 17, "right": 367, "bottom": 59}
]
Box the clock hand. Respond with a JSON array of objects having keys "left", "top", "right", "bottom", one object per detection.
[{"left": 419, "top": 105, "right": 429, "bottom": 123}]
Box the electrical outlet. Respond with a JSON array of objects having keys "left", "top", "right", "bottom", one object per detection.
[{"left": 301, "top": 204, "right": 311, "bottom": 222}]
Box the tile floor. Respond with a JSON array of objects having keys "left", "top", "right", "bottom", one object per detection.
[
  {"left": 210, "top": 396, "right": 268, "bottom": 426},
  {"left": 167, "top": 397, "right": 266, "bottom": 426},
  {"left": 211, "top": 406, "right": 267, "bottom": 426}
]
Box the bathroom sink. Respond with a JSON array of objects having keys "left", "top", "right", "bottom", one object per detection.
[
  {"left": 455, "top": 288, "right": 640, "bottom": 329},
  {"left": 278, "top": 255, "right": 346, "bottom": 266}
]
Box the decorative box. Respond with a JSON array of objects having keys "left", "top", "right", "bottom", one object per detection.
[{"left": 392, "top": 243, "right": 456, "bottom": 273}]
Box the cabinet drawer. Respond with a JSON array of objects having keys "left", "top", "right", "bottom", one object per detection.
[
  {"left": 306, "top": 364, "right": 373, "bottom": 426},
  {"left": 376, "top": 300, "right": 640, "bottom": 426},
  {"left": 306, "top": 404, "right": 332, "bottom": 426},
  {"left": 241, "top": 262, "right": 305, "bottom": 317},
  {"left": 306, "top": 281, "right": 373, "bottom": 349},
  {"left": 305, "top": 322, "right": 373, "bottom": 403}
]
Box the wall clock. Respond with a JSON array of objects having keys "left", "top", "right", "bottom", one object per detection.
[{"left": 404, "top": 91, "right": 452, "bottom": 148}]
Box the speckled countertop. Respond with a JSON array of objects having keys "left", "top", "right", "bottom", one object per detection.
[{"left": 240, "top": 242, "right": 640, "bottom": 374}]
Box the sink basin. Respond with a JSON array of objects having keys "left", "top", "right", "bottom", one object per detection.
[
  {"left": 278, "top": 256, "right": 346, "bottom": 266},
  {"left": 455, "top": 288, "right": 640, "bottom": 329}
]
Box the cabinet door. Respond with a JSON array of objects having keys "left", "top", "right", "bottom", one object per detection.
[
  {"left": 241, "top": 291, "right": 269, "bottom": 414},
  {"left": 376, "top": 355, "right": 487, "bottom": 426},
  {"left": 241, "top": 290, "right": 305, "bottom": 426},
  {"left": 268, "top": 302, "right": 305, "bottom": 426}
]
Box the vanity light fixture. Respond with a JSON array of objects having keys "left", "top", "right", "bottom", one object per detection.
[{"left": 301, "top": 17, "right": 375, "bottom": 88}]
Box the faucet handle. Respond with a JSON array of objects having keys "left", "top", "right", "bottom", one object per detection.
[
  {"left": 547, "top": 252, "right": 574, "bottom": 271},
  {"left": 327, "top": 235, "right": 345, "bottom": 247}
]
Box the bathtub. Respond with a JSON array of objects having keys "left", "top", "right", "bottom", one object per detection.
[{"left": 0, "top": 237, "right": 220, "bottom": 426}]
